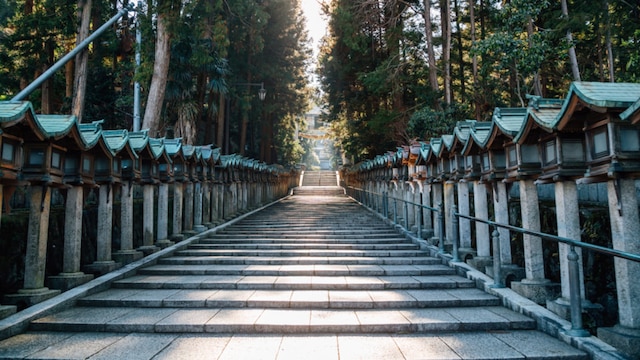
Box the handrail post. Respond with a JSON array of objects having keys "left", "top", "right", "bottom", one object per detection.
[
  {"left": 393, "top": 197, "right": 398, "bottom": 225},
  {"left": 451, "top": 205, "right": 460, "bottom": 262},
  {"left": 490, "top": 228, "right": 505, "bottom": 288},
  {"left": 404, "top": 199, "right": 409, "bottom": 230},
  {"left": 438, "top": 202, "right": 445, "bottom": 254},
  {"left": 383, "top": 191, "right": 388, "bottom": 218},
  {"left": 417, "top": 203, "right": 422, "bottom": 241},
  {"left": 566, "top": 245, "right": 590, "bottom": 337}
]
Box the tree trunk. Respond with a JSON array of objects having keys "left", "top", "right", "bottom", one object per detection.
[
  {"left": 469, "top": 0, "right": 481, "bottom": 120},
  {"left": 41, "top": 42, "right": 53, "bottom": 113},
  {"left": 423, "top": 0, "right": 438, "bottom": 94},
  {"left": 141, "top": 12, "right": 172, "bottom": 136},
  {"left": 441, "top": 0, "right": 451, "bottom": 104},
  {"left": 604, "top": 0, "right": 614, "bottom": 82},
  {"left": 216, "top": 94, "right": 226, "bottom": 152},
  {"left": 454, "top": 0, "right": 464, "bottom": 102},
  {"left": 561, "top": 0, "right": 581, "bottom": 81},
  {"left": 527, "top": 17, "right": 542, "bottom": 96},
  {"left": 65, "top": 42, "right": 74, "bottom": 98},
  {"left": 72, "top": 0, "right": 92, "bottom": 122}
]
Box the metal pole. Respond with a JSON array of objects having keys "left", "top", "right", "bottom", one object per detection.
[
  {"left": 451, "top": 204, "right": 460, "bottom": 262},
  {"left": 438, "top": 202, "right": 445, "bottom": 254},
  {"left": 383, "top": 191, "right": 388, "bottom": 218},
  {"left": 491, "top": 228, "right": 505, "bottom": 288},
  {"left": 567, "top": 245, "right": 590, "bottom": 337},
  {"left": 417, "top": 203, "right": 422, "bottom": 241},
  {"left": 133, "top": 1, "right": 142, "bottom": 132},
  {"left": 12, "top": 5, "right": 134, "bottom": 102},
  {"left": 404, "top": 199, "right": 409, "bottom": 230},
  {"left": 393, "top": 197, "right": 398, "bottom": 225}
]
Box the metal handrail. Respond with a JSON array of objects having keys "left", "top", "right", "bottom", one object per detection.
[{"left": 344, "top": 184, "right": 640, "bottom": 338}]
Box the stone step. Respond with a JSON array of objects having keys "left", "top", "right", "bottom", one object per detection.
[
  {"left": 77, "top": 288, "right": 498, "bottom": 309},
  {"left": 188, "top": 243, "right": 420, "bottom": 251},
  {"left": 30, "top": 306, "right": 535, "bottom": 334},
  {"left": 197, "top": 237, "right": 412, "bottom": 244},
  {"left": 172, "top": 249, "right": 430, "bottom": 257},
  {"left": 111, "top": 274, "right": 475, "bottom": 290},
  {"left": 292, "top": 187, "right": 344, "bottom": 196},
  {"left": 218, "top": 225, "right": 400, "bottom": 233},
  {"left": 0, "top": 331, "right": 589, "bottom": 359},
  {"left": 209, "top": 232, "right": 404, "bottom": 239},
  {"left": 137, "top": 264, "right": 456, "bottom": 277},
  {"left": 0, "top": 194, "right": 591, "bottom": 360},
  {"left": 156, "top": 256, "right": 441, "bottom": 266}
]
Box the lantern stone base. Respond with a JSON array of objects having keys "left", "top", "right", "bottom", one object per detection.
[
  {"left": 546, "top": 297, "right": 603, "bottom": 321},
  {"left": 4, "top": 287, "right": 60, "bottom": 308},
  {"left": 112, "top": 250, "right": 144, "bottom": 265},
  {"left": 171, "top": 234, "right": 185, "bottom": 242},
  {"left": 485, "top": 264, "right": 526, "bottom": 287},
  {"left": 598, "top": 325, "right": 640, "bottom": 359},
  {"left": 183, "top": 230, "right": 197, "bottom": 238},
  {"left": 47, "top": 272, "right": 94, "bottom": 292},
  {"left": 510, "top": 279, "right": 560, "bottom": 305},
  {"left": 137, "top": 245, "right": 160, "bottom": 256},
  {"left": 156, "top": 239, "right": 175, "bottom": 249},
  {"left": 84, "top": 260, "right": 122, "bottom": 276},
  {"left": 467, "top": 256, "right": 492, "bottom": 272},
  {"left": 193, "top": 224, "right": 207, "bottom": 233},
  {"left": 0, "top": 305, "right": 16, "bottom": 320},
  {"left": 457, "top": 247, "right": 477, "bottom": 262}
]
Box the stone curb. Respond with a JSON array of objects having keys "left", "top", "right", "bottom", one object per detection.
[{"left": 0, "top": 194, "right": 292, "bottom": 342}]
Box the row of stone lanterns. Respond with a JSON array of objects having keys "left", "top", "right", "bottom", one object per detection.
[
  {"left": 342, "top": 81, "right": 640, "bottom": 357},
  {"left": 0, "top": 100, "right": 298, "bottom": 313}
]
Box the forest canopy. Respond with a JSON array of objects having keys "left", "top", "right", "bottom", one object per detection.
[
  {"left": 318, "top": 0, "right": 640, "bottom": 162},
  {"left": 0, "top": 0, "right": 312, "bottom": 166}
]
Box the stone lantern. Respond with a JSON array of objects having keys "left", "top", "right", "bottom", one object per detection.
[
  {"left": 72, "top": 121, "right": 122, "bottom": 277},
  {"left": 103, "top": 129, "right": 142, "bottom": 266},
  {"left": 0, "top": 130, "right": 23, "bottom": 184},
  {"left": 426, "top": 138, "right": 445, "bottom": 182},
  {"left": 512, "top": 98, "right": 583, "bottom": 184},
  {"left": 460, "top": 121, "right": 494, "bottom": 274},
  {"left": 149, "top": 138, "right": 174, "bottom": 247},
  {"left": 0, "top": 103, "right": 28, "bottom": 216},
  {"left": 487, "top": 107, "right": 541, "bottom": 183},
  {"left": 448, "top": 121, "right": 477, "bottom": 258},
  {"left": 5, "top": 107, "right": 78, "bottom": 306},
  {"left": 449, "top": 121, "right": 475, "bottom": 181},
  {"left": 128, "top": 131, "right": 162, "bottom": 253},
  {"left": 181, "top": 144, "right": 198, "bottom": 236},
  {"left": 553, "top": 82, "right": 640, "bottom": 355}
]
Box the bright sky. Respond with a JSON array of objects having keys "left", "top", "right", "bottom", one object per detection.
[{"left": 301, "top": 0, "right": 327, "bottom": 57}]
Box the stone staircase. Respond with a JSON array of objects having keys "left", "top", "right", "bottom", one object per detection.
[
  {"left": 301, "top": 170, "right": 338, "bottom": 186},
  {"left": 0, "top": 193, "right": 588, "bottom": 359}
]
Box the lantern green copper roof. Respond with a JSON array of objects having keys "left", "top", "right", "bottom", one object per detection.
[
  {"left": 492, "top": 107, "right": 527, "bottom": 138},
  {"left": 441, "top": 134, "right": 454, "bottom": 151},
  {"left": 0, "top": 101, "right": 36, "bottom": 126},
  {"left": 620, "top": 97, "right": 640, "bottom": 122},
  {"left": 102, "top": 129, "right": 137, "bottom": 157},
  {"left": 555, "top": 82, "right": 640, "bottom": 130},
  {"left": 77, "top": 120, "right": 104, "bottom": 148},
  {"left": 513, "top": 97, "right": 564, "bottom": 144}
]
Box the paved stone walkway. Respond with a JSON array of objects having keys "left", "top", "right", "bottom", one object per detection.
[{"left": 0, "top": 189, "right": 591, "bottom": 359}]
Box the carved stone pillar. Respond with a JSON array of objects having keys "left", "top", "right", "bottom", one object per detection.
[
  {"left": 48, "top": 186, "right": 93, "bottom": 291},
  {"left": 112, "top": 182, "right": 143, "bottom": 265}
]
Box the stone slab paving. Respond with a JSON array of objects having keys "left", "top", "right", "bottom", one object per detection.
[
  {"left": 0, "top": 192, "right": 604, "bottom": 359},
  {"left": 0, "top": 331, "right": 588, "bottom": 359}
]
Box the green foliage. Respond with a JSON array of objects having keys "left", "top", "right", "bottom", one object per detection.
[
  {"left": 407, "top": 103, "right": 465, "bottom": 140},
  {"left": 275, "top": 114, "right": 304, "bottom": 166}
]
